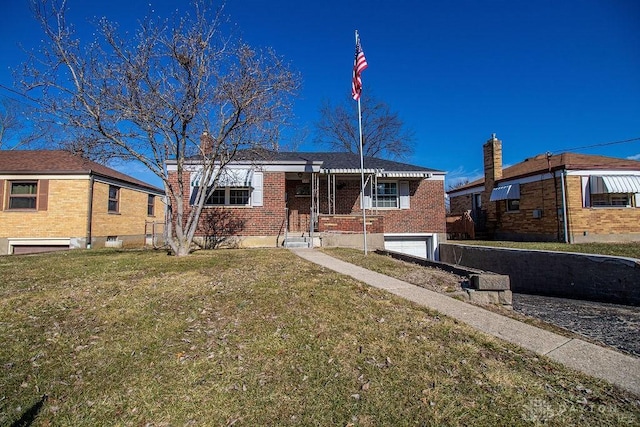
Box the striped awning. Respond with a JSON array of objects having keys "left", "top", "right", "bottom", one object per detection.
[
  {"left": 490, "top": 184, "right": 520, "bottom": 201},
  {"left": 590, "top": 175, "right": 640, "bottom": 194},
  {"left": 191, "top": 167, "right": 253, "bottom": 187}
]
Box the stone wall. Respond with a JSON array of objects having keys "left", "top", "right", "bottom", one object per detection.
[{"left": 439, "top": 243, "right": 640, "bottom": 305}]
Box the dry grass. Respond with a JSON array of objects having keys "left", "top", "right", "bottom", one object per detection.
[{"left": 1, "top": 248, "right": 639, "bottom": 426}]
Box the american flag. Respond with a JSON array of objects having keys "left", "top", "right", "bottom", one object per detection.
[{"left": 351, "top": 33, "right": 368, "bottom": 101}]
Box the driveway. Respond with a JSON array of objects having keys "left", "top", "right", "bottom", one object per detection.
[{"left": 512, "top": 293, "right": 640, "bottom": 357}]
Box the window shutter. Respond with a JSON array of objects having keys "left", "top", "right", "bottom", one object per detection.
[
  {"left": 581, "top": 176, "right": 590, "bottom": 208},
  {"left": 38, "top": 179, "right": 49, "bottom": 211},
  {"left": 0, "top": 180, "right": 4, "bottom": 210},
  {"left": 399, "top": 181, "right": 410, "bottom": 209},
  {"left": 251, "top": 172, "right": 263, "bottom": 207},
  {"left": 189, "top": 186, "right": 200, "bottom": 205}
]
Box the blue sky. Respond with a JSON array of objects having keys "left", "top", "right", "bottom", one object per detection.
[{"left": 1, "top": 0, "right": 639, "bottom": 189}]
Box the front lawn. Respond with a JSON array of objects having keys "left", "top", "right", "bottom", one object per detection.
[{"left": 1, "top": 249, "right": 638, "bottom": 425}]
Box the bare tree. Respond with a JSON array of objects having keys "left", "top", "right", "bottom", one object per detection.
[
  {"left": 20, "top": 0, "right": 299, "bottom": 256},
  {"left": 314, "top": 92, "right": 414, "bottom": 160},
  {"left": 446, "top": 178, "right": 470, "bottom": 192},
  {"left": 0, "top": 97, "right": 46, "bottom": 150}
]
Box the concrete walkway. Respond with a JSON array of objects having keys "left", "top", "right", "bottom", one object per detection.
[{"left": 292, "top": 248, "right": 640, "bottom": 396}]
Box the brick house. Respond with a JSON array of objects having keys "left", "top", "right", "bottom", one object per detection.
[
  {"left": 0, "top": 150, "right": 164, "bottom": 254},
  {"left": 448, "top": 135, "right": 640, "bottom": 243},
  {"left": 167, "top": 150, "right": 447, "bottom": 259}
]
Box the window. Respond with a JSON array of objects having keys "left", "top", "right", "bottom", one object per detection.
[
  {"left": 206, "top": 188, "right": 226, "bottom": 205},
  {"left": 506, "top": 199, "right": 520, "bottom": 212},
  {"left": 204, "top": 187, "right": 250, "bottom": 206},
  {"left": 591, "top": 193, "right": 630, "bottom": 207},
  {"left": 108, "top": 185, "right": 120, "bottom": 213},
  {"left": 472, "top": 193, "right": 482, "bottom": 211},
  {"left": 147, "top": 194, "right": 155, "bottom": 216},
  {"left": 229, "top": 189, "right": 250, "bottom": 205},
  {"left": 374, "top": 182, "right": 398, "bottom": 208},
  {"left": 9, "top": 181, "right": 38, "bottom": 209},
  {"left": 295, "top": 184, "right": 311, "bottom": 197}
]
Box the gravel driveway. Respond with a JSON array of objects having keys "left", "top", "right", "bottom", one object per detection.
[{"left": 512, "top": 293, "right": 640, "bottom": 357}]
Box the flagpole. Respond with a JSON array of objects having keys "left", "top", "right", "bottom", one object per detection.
[
  {"left": 358, "top": 96, "right": 368, "bottom": 256},
  {"left": 355, "top": 30, "right": 368, "bottom": 255}
]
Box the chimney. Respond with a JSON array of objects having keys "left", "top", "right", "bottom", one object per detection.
[
  {"left": 482, "top": 133, "right": 503, "bottom": 232},
  {"left": 200, "top": 131, "right": 212, "bottom": 157},
  {"left": 483, "top": 133, "right": 502, "bottom": 189}
]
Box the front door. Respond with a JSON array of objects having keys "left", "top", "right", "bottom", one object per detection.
[{"left": 286, "top": 179, "right": 312, "bottom": 233}]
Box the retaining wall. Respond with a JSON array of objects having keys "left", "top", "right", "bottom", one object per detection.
[{"left": 439, "top": 243, "right": 640, "bottom": 306}]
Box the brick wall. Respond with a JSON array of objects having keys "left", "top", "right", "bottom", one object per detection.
[
  {"left": 375, "top": 180, "right": 445, "bottom": 233},
  {"left": 177, "top": 171, "right": 287, "bottom": 237},
  {"left": 565, "top": 175, "right": 640, "bottom": 242},
  {"left": 91, "top": 181, "right": 158, "bottom": 244},
  {"left": 317, "top": 178, "right": 446, "bottom": 233},
  {"left": 318, "top": 215, "right": 384, "bottom": 233},
  {"left": 170, "top": 170, "right": 446, "bottom": 239},
  {"left": 0, "top": 177, "right": 160, "bottom": 249},
  {"left": 490, "top": 175, "right": 640, "bottom": 242},
  {"left": 0, "top": 178, "right": 88, "bottom": 239},
  {"left": 493, "top": 176, "right": 563, "bottom": 241}
]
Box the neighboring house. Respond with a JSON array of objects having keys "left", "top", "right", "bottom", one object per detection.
[
  {"left": 0, "top": 150, "right": 165, "bottom": 255},
  {"left": 167, "top": 142, "right": 447, "bottom": 259},
  {"left": 448, "top": 135, "right": 640, "bottom": 243}
]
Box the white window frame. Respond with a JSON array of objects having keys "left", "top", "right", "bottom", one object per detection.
[
  {"left": 205, "top": 187, "right": 251, "bottom": 207},
  {"left": 590, "top": 193, "right": 631, "bottom": 208},
  {"left": 374, "top": 181, "right": 399, "bottom": 208},
  {"left": 364, "top": 180, "right": 410, "bottom": 210}
]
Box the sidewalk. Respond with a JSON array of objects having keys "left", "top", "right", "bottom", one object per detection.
[{"left": 292, "top": 248, "right": 640, "bottom": 396}]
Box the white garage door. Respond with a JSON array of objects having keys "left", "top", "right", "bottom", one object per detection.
[{"left": 384, "top": 237, "right": 430, "bottom": 259}]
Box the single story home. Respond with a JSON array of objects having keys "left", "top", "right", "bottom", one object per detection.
[
  {"left": 167, "top": 141, "right": 447, "bottom": 259},
  {"left": 448, "top": 135, "right": 640, "bottom": 243},
  {"left": 0, "top": 150, "right": 165, "bottom": 254}
]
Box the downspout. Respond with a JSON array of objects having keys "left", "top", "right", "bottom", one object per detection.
[
  {"left": 86, "top": 174, "right": 95, "bottom": 249},
  {"left": 560, "top": 169, "right": 569, "bottom": 243}
]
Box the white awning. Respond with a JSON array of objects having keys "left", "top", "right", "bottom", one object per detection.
[
  {"left": 191, "top": 167, "right": 253, "bottom": 187},
  {"left": 590, "top": 175, "right": 640, "bottom": 194},
  {"left": 490, "top": 184, "right": 520, "bottom": 201}
]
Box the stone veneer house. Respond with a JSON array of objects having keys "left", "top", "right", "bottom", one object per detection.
[
  {"left": 0, "top": 150, "right": 164, "bottom": 254},
  {"left": 167, "top": 149, "right": 447, "bottom": 259},
  {"left": 448, "top": 135, "right": 640, "bottom": 243}
]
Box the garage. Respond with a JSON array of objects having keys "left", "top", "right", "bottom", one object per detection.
[
  {"left": 8, "top": 238, "right": 72, "bottom": 255},
  {"left": 12, "top": 245, "right": 70, "bottom": 255},
  {"left": 384, "top": 234, "right": 436, "bottom": 260}
]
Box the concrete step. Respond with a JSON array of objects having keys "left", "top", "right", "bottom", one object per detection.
[
  {"left": 284, "top": 236, "right": 311, "bottom": 248},
  {"left": 285, "top": 241, "right": 311, "bottom": 248}
]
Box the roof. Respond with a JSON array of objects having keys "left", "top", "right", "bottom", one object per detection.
[
  {"left": 449, "top": 152, "right": 640, "bottom": 194},
  {"left": 270, "top": 152, "right": 443, "bottom": 173},
  {"left": 0, "top": 150, "right": 163, "bottom": 193},
  {"left": 190, "top": 150, "right": 443, "bottom": 174}
]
